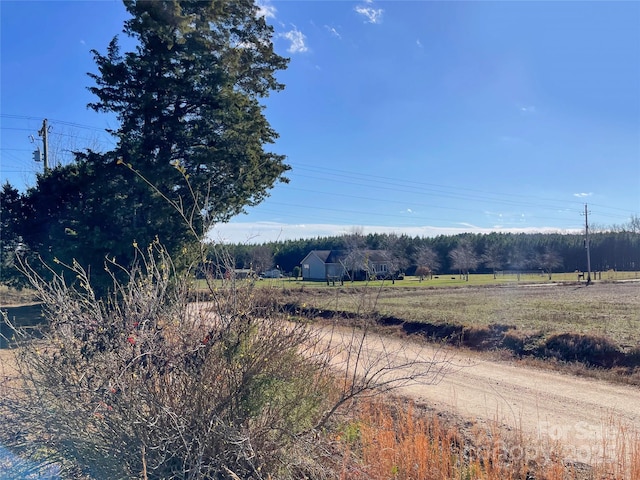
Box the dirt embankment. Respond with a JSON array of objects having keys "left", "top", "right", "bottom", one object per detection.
[{"left": 282, "top": 282, "right": 640, "bottom": 380}]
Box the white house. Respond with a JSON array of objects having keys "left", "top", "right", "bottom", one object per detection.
[
  {"left": 300, "top": 250, "right": 344, "bottom": 281},
  {"left": 300, "top": 250, "right": 392, "bottom": 281}
]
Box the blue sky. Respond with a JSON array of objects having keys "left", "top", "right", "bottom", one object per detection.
[{"left": 2, "top": 1, "right": 639, "bottom": 243}]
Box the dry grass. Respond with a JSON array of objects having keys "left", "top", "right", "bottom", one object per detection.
[
  {"left": 299, "top": 283, "right": 640, "bottom": 348},
  {"left": 338, "top": 398, "right": 640, "bottom": 480}
]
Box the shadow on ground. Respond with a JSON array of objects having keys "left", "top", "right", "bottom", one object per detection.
[{"left": 0, "top": 304, "right": 44, "bottom": 349}]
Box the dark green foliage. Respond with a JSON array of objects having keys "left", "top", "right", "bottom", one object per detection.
[
  {"left": 240, "top": 229, "right": 640, "bottom": 276},
  {"left": 17, "top": 0, "right": 290, "bottom": 291},
  {"left": 21, "top": 158, "right": 194, "bottom": 292},
  {"left": 87, "top": 0, "right": 290, "bottom": 226},
  {"left": 0, "top": 182, "right": 28, "bottom": 288}
]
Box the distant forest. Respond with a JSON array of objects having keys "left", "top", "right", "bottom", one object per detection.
[{"left": 223, "top": 230, "right": 640, "bottom": 276}]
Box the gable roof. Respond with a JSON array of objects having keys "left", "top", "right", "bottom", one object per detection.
[
  {"left": 310, "top": 250, "right": 332, "bottom": 262},
  {"left": 302, "top": 249, "right": 390, "bottom": 265}
]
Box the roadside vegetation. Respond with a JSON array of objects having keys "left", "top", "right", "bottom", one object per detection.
[
  {"left": 3, "top": 274, "right": 639, "bottom": 479},
  {"left": 1, "top": 1, "right": 638, "bottom": 479},
  {"left": 338, "top": 397, "right": 640, "bottom": 480}
]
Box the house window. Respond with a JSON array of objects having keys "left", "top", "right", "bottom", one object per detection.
[{"left": 303, "top": 264, "right": 309, "bottom": 270}]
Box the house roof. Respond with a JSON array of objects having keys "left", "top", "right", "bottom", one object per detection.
[
  {"left": 310, "top": 250, "right": 332, "bottom": 262},
  {"left": 301, "top": 249, "right": 390, "bottom": 265}
]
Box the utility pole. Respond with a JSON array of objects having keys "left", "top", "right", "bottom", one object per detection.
[
  {"left": 583, "top": 203, "right": 592, "bottom": 285},
  {"left": 38, "top": 119, "right": 50, "bottom": 173}
]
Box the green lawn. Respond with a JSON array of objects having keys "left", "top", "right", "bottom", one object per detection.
[
  {"left": 194, "top": 271, "right": 640, "bottom": 291},
  {"left": 273, "top": 270, "right": 639, "bottom": 288}
]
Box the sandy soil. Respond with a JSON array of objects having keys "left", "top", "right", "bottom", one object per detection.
[
  {"left": 314, "top": 323, "right": 640, "bottom": 466},
  {"left": 0, "top": 348, "right": 21, "bottom": 403},
  {"left": 407, "top": 349, "right": 640, "bottom": 463}
]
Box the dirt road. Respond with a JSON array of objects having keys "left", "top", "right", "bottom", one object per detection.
[
  {"left": 315, "top": 324, "right": 640, "bottom": 466},
  {"left": 2, "top": 316, "right": 638, "bottom": 469}
]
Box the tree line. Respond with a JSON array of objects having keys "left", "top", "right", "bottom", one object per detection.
[{"left": 224, "top": 224, "right": 640, "bottom": 279}]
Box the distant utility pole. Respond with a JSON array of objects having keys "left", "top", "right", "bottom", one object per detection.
[
  {"left": 37, "top": 118, "right": 50, "bottom": 173},
  {"left": 583, "top": 203, "right": 592, "bottom": 285}
]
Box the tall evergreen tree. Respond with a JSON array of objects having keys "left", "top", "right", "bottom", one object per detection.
[
  {"left": 22, "top": 0, "right": 289, "bottom": 287},
  {"left": 88, "top": 0, "right": 290, "bottom": 230}
]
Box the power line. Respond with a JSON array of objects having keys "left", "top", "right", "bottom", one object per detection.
[
  {"left": 288, "top": 165, "right": 632, "bottom": 221},
  {"left": 291, "top": 161, "right": 588, "bottom": 209},
  {"left": 0, "top": 114, "right": 111, "bottom": 133},
  {"left": 1, "top": 116, "right": 636, "bottom": 226},
  {"left": 0, "top": 126, "right": 114, "bottom": 144},
  {"left": 281, "top": 184, "right": 601, "bottom": 224}
]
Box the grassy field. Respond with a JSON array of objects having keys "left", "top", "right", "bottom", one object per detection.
[
  {"left": 0, "top": 285, "right": 38, "bottom": 307},
  {"left": 196, "top": 271, "right": 640, "bottom": 291},
  {"left": 280, "top": 276, "right": 640, "bottom": 378},
  {"left": 4, "top": 276, "right": 639, "bottom": 350},
  {"left": 285, "top": 279, "right": 640, "bottom": 345},
  {"left": 281, "top": 270, "right": 640, "bottom": 288},
  {"left": 192, "top": 273, "right": 640, "bottom": 349}
]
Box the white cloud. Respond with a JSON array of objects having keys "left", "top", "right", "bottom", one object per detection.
[
  {"left": 416, "top": 39, "right": 423, "bottom": 48},
  {"left": 520, "top": 105, "right": 536, "bottom": 114},
  {"left": 484, "top": 210, "right": 540, "bottom": 226},
  {"left": 208, "top": 222, "right": 580, "bottom": 244},
  {"left": 280, "top": 27, "right": 308, "bottom": 53},
  {"left": 324, "top": 25, "right": 342, "bottom": 39},
  {"left": 80, "top": 39, "right": 86, "bottom": 45},
  {"left": 573, "top": 192, "right": 593, "bottom": 198},
  {"left": 355, "top": 5, "right": 384, "bottom": 24},
  {"left": 256, "top": 1, "right": 276, "bottom": 19},
  {"left": 484, "top": 210, "right": 499, "bottom": 216},
  {"left": 456, "top": 222, "right": 479, "bottom": 228}
]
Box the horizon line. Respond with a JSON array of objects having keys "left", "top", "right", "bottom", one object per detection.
[{"left": 208, "top": 221, "right": 585, "bottom": 244}]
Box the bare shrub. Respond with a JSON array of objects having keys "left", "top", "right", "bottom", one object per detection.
[
  {"left": 0, "top": 242, "right": 340, "bottom": 479},
  {"left": 0, "top": 238, "right": 454, "bottom": 479},
  {"left": 0, "top": 162, "right": 453, "bottom": 479}
]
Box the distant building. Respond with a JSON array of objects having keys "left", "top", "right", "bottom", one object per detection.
[{"left": 299, "top": 249, "right": 391, "bottom": 281}]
